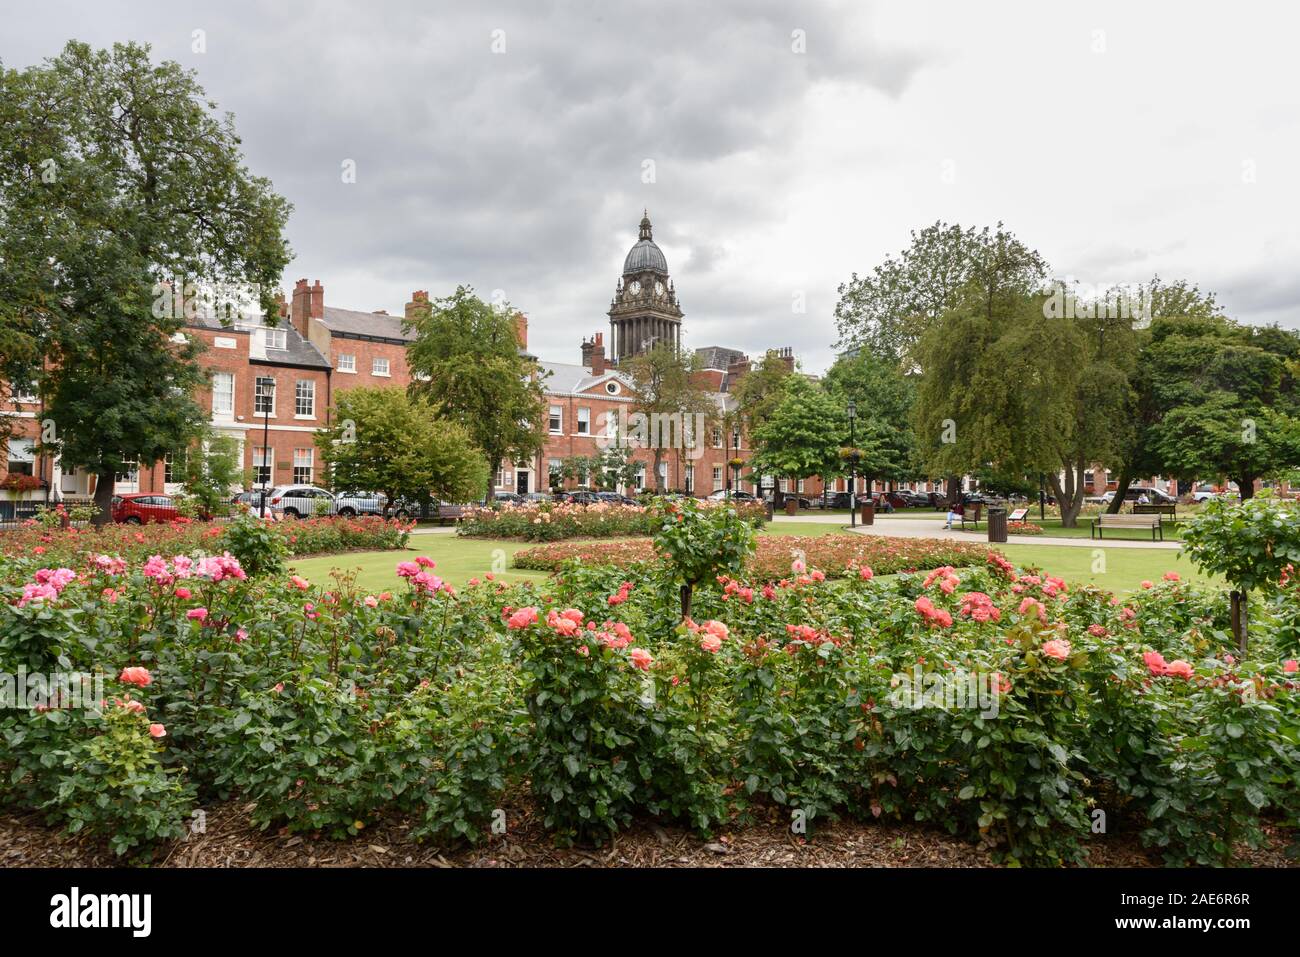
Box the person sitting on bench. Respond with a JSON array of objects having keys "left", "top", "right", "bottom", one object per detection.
[{"left": 945, "top": 501, "right": 963, "bottom": 529}]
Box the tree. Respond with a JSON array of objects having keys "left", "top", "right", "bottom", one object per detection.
[
  {"left": 316, "top": 387, "right": 488, "bottom": 509},
  {"left": 749, "top": 376, "right": 846, "bottom": 496},
  {"left": 823, "top": 350, "right": 917, "bottom": 492},
  {"left": 180, "top": 433, "right": 243, "bottom": 517},
  {"left": 0, "top": 41, "right": 291, "bottom": 524},
  {"left": 1139, "top": 312, "right": 1300, "bottom": 500},
  {"left": 834, "top": 221, "right": 1047, "bottom": 504},
  {"left": 405, "top": 286, "right": 548, "bottom": 501},
  {"left": 730, "top": 349, "right": 795, "bottom": 438},
  {"left": 834, "top": 221, "right": 1048, "bottom": 368},
  {"left": 625, "top": 343, "right": 711, "bottom": 492}
]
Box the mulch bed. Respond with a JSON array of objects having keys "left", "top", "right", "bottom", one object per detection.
[{"left": 4, "top": 799, "right": 1295, "bottom": 868}]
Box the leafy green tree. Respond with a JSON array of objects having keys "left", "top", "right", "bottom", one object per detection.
[
  {"left": 180, "top": 433, "right": 243, "bottom": 517},
  {"left": 749, "top": 376, "right": 846, "bottom": 497},
  {"left": 730, "top": 349, "right": 795, "bottom": 438},
  {"left": 823, "top": 350, "right": 917, "bottom": 492},
  {"left": 316, "top": 387, "right": 488, "bottom": 509},
  {"left": 405, "top": 286, "right": 547, "bottom": 501},
  {"left": 1, "top": 41, "right": 291, "bottom": 524},
  {"left": 1183, "top": 495, "right": 1300, "bottom": 649},
  {"left": 625, "top": 343, "right": 712, "bottom": 492}
]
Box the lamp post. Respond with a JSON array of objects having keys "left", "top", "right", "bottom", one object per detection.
[
  {"left": 731, "top": 426, "right": 741, "bottom": 499},
  {"left": 847, "top": 399, "right": 857, "bottom": 529},
  {"left": 258, "top": 376, "right": 272, "bottom": 518}
]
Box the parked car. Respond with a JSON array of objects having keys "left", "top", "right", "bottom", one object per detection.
[
  {"left": 1102, "top": 486, "right": 1177, "bottom": 506},
  {"left": 553, "top": 490, "right": 600, "bottom": 505},
  {"left": 524, "top": 492, "right": 554, "bottom": 504},
  {"left": 111, "top": 493, "right": 182, "bottom": 525},
  {"left": 493, "top": 490, "right": 526, "bottom": 505},
  {"left": 594, "top": 491, "right": 639, "bottom": 506},
  {"left": 266, "top": 484, "right": 337, "bottom": 518},
  {"left": 231, "top": 490, "right": 268, "bottom": 512},
  {"left": 706, "top": 489, "right": 759, "bottom": 502},
  {"left": 334, "top": 492, "right": 387, "bottom": 517}
]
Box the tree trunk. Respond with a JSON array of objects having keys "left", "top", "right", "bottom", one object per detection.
[
  {"left": 653, "top": 450, "right": 665, "bottom": 492},
  {"left": 1230, "top": 590, "right": 1248, "bottom": 652},
  {"left": 1106, "top": 470, "right": 1132, "bottom": 514},
  {"left": 1236, "top": 475, "right": 1255, "bottom": 500},
  {"left": 680, "top": 583, "right": 693, "bottom": 620},
  {"left": 945, "top": 475, "right": 961, "bottom": 506},
  {"left": 91, "top": 468, "right": 115, "bottom": 528}
]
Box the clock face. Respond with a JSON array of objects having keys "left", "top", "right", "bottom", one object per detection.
[
  {"left": 627, "top": 280, "right": 641, "bottom": 296},
  {"left": 655, "top": 281, "right": 665, "bottom": 296}
]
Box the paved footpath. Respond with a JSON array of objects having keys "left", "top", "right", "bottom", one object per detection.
[{"left": 772, "top": 512, "right": 1182, "bottom": 550}]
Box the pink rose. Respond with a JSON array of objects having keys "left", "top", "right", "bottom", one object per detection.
[
  {"left": 119, "top": 666, "right": 153, "bottom": 687},
  {"left": 1284, "top": 660, "right": 1299, "bottom": 674},
  {"left": 700, "top": 634, "right": 723, "bottom": 654},
  {"left": 628, "top": 647, "right": 653, "bottom": 670},
  {"left": 1041, "top": 638, "right": 1071, "bottom": 661},
  {"left": 290, "top": 575, "right": 310, "bottom": 590},
  {"left": 1162, "top": 571, "right": 1180, "bottom": 582},
  {"left": 506, "top": 606, "right": 540, "bottom": 630},
  {"left": 703, "top": 620, "right": 729, "bottom": 640},
  {"left": 1143, "top": 651, "right": 1167, "bottom": 676},
  {"left": 1140, "top": 580, "right": 1153, "bottom": 589},
  {"left": 148, "top": 723, "right": 167, "bottom": 738},
  {"left": 174, "top": 587, "right": 192, "bottom": 599},
  {"left": 1164, "top": 659, "right": 1194, "bottom": 679},
  {"left": 186, "top": 607, "right": 208, "bottom": 622}
]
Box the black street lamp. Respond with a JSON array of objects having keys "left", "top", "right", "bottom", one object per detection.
[
  {"left": 730, "top": 426, "right": 741, "bottom": 499},
  {"left": 847, "top": 399, "right": 857, "bottom": 529},
  {"left": 258, "top": 376, "right": 272, "bottom": 518}
]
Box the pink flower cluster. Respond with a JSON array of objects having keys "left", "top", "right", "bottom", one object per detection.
[
  {"left": 92, "top": 554, "right": 127, "bottom": 576},
  {"left": 914, "top": 596, "right": 953, "bottom": 628},
  {"left": 1017, "top": 597, "right": 1048, "bottom": 623},
  {"left": 195, "top": 552, "right": 247, "bottom": 582},
  {"left": 923, "top": 566, "right": 960, "bottom": 595},
  {"left": 718, "top": 576, "right": 754, "bottom": 603},
  {"left": 396, "top": 556, "right": 451, "bottom": 596},
  {"left": 1041, "top": 638, "right": 1072, "bottom": 661},
  {"left": 142, "top": 554, "right": 196, "bottom": 586},
  {"left": 686, "top": 618, "right": 730, "bottom": 653},
  {"left": 1143, "top": 651, "right": 1193, "bottom": 679},
  {"left": 958, "top": 591, "right": 1001, "bottom": 623},
  {"left": 546, "top": 608, "right": 585, "bottom": 636},
  {"left": 607, "top": 581, "right": 634, "bottom": 606},
  {"left": 505, "top": 606, "right": 540, "bottom": 630},
  {"left": 17, "top": 567, "right": 77, "bottom": 607}
]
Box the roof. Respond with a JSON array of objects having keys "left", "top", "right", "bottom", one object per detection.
[
  {"left": 694, "top": 345, "right": 746, "bottom": 370},
  {"left": 187, "top": 315, "right": 331, "bottom": 370},
  {"left": 623, "top": 239, "right": 668, "bottom": 276},
  {"left": 539, "top": 361, "right": 632, "bottom": 396},
  {"left": 319, "top": 306, "right": 415, "bottom": 343}
]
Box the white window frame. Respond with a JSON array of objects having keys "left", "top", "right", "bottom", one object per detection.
[
  {"left": 293, "top": 448, "right": 314, "bottom": 485},
  {"left": 548, "top": 405, "right": 563, "bottom": 434},
  {"left": 212, "top": 371, "right": 234, "bottom": 418},
  {"left": 253, "top": 447, "right": 272, "bottom": 487},
  {"left": 254, "top": 376, "right": 276, "bottom": 417},
  {"left": 262, "top": 327, "right": 287, "bottom": 351},
  {"left": 576, "top": 407, "right": 590, "bottom": 435},
  {"left": 712, "top": 466, "right": 723, "bottom": 491},
  {"left": 372, "top": 357, "right": 391, "bottom": 377},
  {"left": 337, "top": 354, "right": 356, "bottom": 373},
  {"left": 295, "top": 380, "right": 316, "bottom": 419}
]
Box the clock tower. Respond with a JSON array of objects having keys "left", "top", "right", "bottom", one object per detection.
[{"left": 607, "top": 212, "right": 683, "bottom": 364}]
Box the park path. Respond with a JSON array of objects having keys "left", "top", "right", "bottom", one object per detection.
[{"left": 771, "top": 512, "right": 1182, "bottom": 550}]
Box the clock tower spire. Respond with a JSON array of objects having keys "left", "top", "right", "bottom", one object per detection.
[{"left": 607, "top": 212, "right": 683, "bottom": 364}]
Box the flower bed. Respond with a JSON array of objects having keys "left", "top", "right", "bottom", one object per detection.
[
  {"left": 457, "top": 499, "right": 767, "bottom": 541},
  {"left": 0, "top": 514, "right": 412, "bottom": 571},
  {"left": 1007, "top": 521, "right": 1044, "bottom": 535},
  {"left": 513, "top": 534, "right": 994, "bottom": 581},
  {"left": 1, "top": 545, "right": 1295, "bottom": 866}
]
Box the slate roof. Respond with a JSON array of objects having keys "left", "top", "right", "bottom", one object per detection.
[
  {"left": 319, "top": 306, "right": 415, "bottom": 343},
  {"left": 187, "top": 315, "right": 331, "bottom": 370}
]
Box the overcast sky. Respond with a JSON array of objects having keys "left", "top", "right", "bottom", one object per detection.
[{"left": 5, "top": 0, "right": 1299, "bottom": 373}]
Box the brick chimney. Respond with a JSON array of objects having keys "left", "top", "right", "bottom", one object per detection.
[
  {"left": 590, "top": 332, "right": 606, "bottom": 375},
  {"left": 404, "top": 290, "right": 429, "bottom": 320},
  {"left": 515, "top": 312, "right": 529, "bottom": 350},
  {"left": 290, "top": 278, "right": 311, "bottom": 335},
  {"left": 309, "top": 280, "right": 324, "bottom": 320},
  {"left": 581, "top": 336, "right": 595, "bottom": 367}
]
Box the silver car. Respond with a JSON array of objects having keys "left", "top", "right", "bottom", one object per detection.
[{"left": 266, "top": 484, "right": 337, "bottom": 519}]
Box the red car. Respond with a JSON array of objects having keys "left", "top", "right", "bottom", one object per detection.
[{"left": 110, "top": 493, "right": 182, "bottom": 525}]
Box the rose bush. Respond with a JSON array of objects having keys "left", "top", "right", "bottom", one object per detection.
[
  {"left": 1, "top": 538, "right": 1296, "bottom": 865},
  {"left": 456, "top": 498, "right": 767, "bottom": 541}
]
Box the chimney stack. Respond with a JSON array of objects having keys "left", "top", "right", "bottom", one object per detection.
[
  {"left": 309, "top": 279, "right": 324, "bottom": 319},
  {"left": 591, "top": 332, "right": 606, "bottom": 375},
  {"left": 404, "top": 290, "right": 429, "bottom": 320},
  {"left": 290, "top": 278, "right": 311, "bottom": 336},
  {"left": 515, "top": 312, "right": 529, "bottom": 350}
]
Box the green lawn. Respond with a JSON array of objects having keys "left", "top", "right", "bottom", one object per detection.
[{"left": 290, "top": 523, "right": 1217, "bottom": 596}]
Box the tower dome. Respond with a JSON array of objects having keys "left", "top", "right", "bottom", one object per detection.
[{"left": 622, "top": 213, "right": 668, "bottom": 275}]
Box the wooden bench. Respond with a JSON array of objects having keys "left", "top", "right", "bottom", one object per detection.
[
  {"left": 959, "top": 504, "right": 983, "bottom": 530},
  {"left": 1091, "top": 513, "right": 1163, "bottom": 541},
  {"left": 1132, "top": 502, "right": 1177, "bottom": 520}
]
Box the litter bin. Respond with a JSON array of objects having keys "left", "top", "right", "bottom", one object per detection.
[
  {"left": 764, "top": 500, "right": 774, "bottom": 522},
  {"left": 860, "top": 501, "right": 874, "bottom": 526},
  {"left": 785, "top": 498, "right": 799, "bottom": 516},
  {"left": 987, "top": 506, "right": 1008, "bottom": 544}
]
